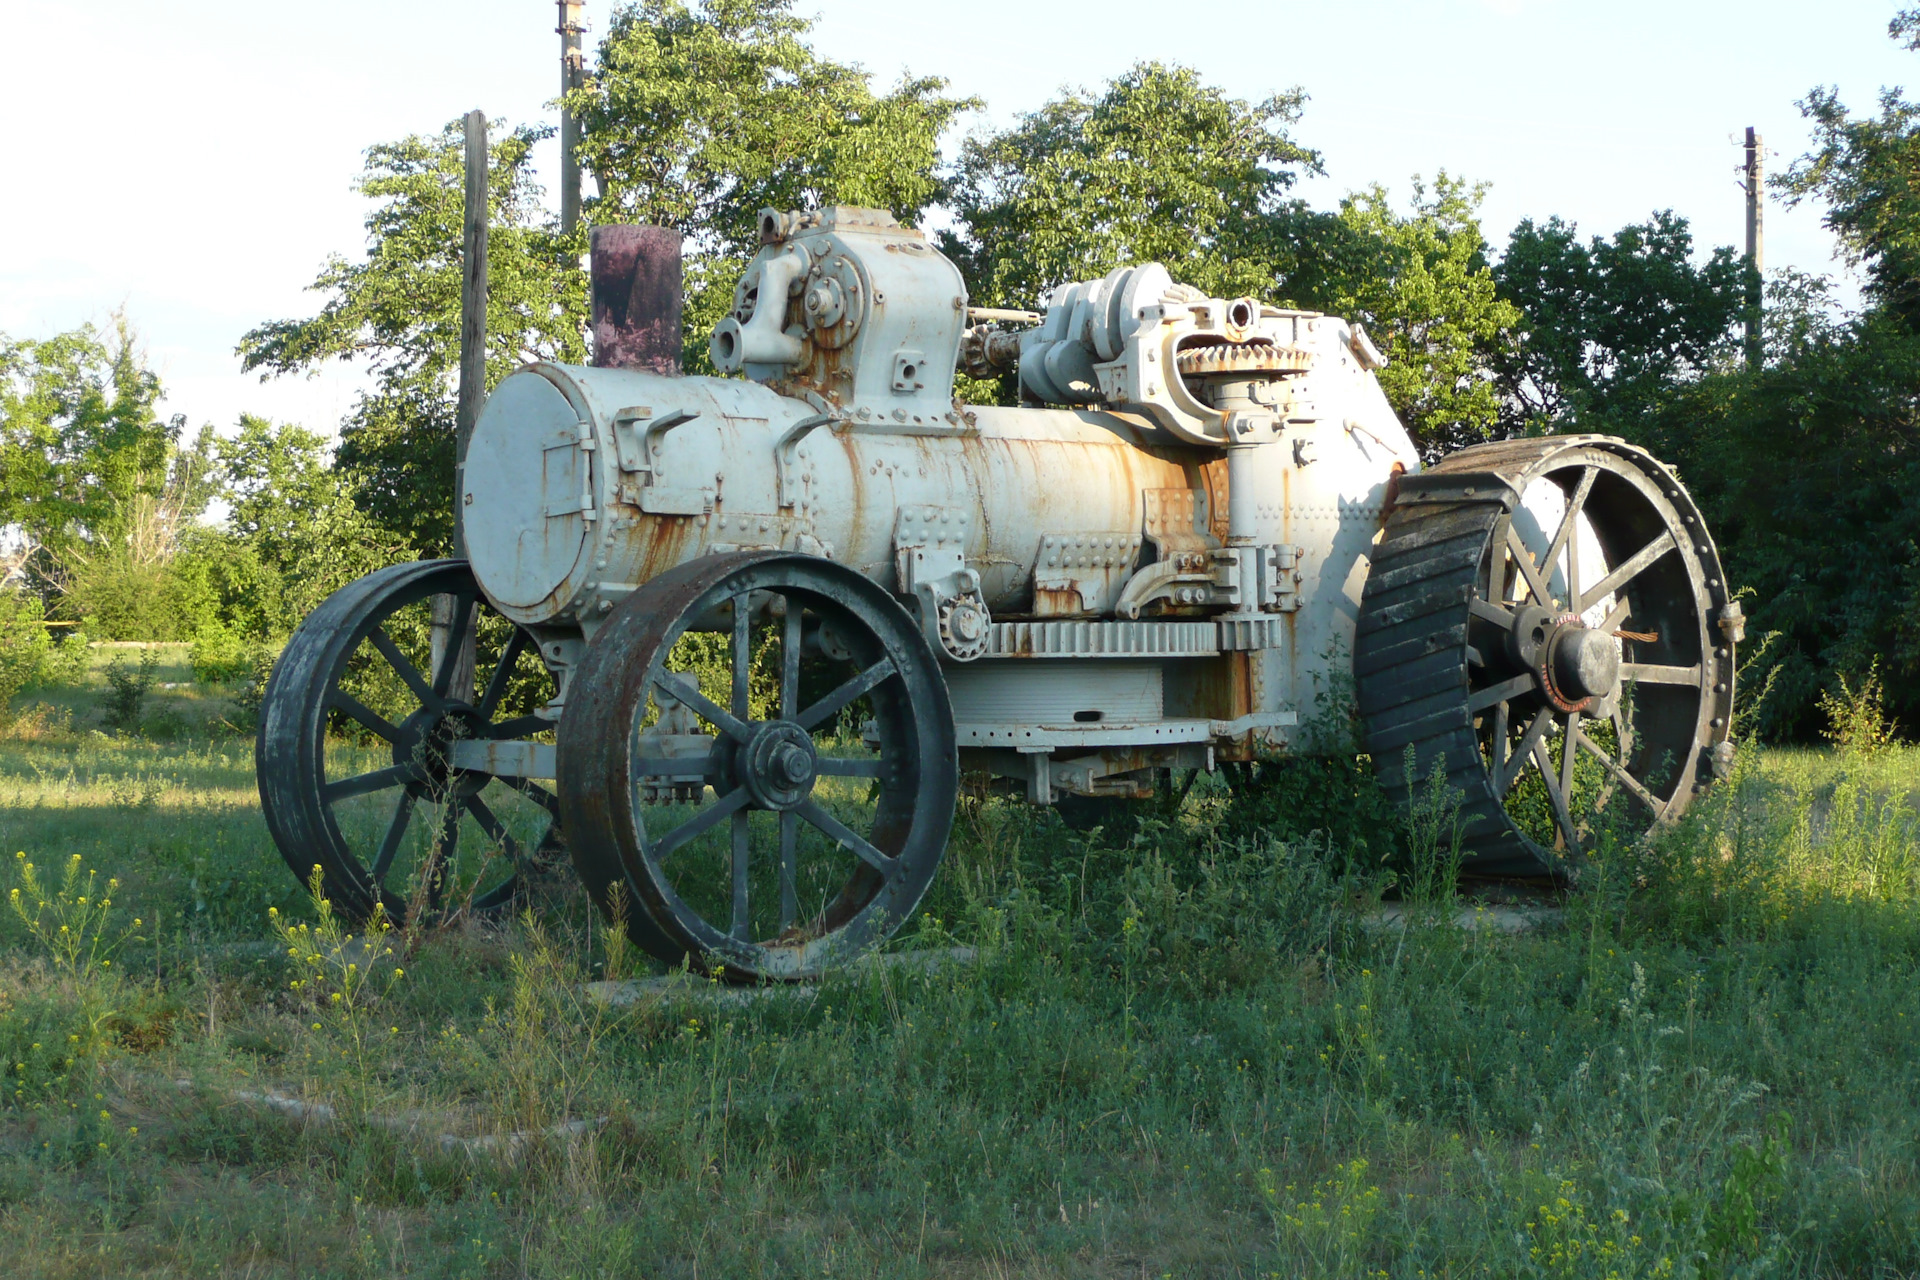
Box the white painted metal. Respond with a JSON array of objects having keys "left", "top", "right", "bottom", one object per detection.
[{"left": 462, "top": 205, "right": 1423, "bottom": 792}]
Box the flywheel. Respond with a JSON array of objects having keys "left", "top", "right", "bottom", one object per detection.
[{"left": 1355, "top": 436, "right": 1740, "bottom": 876}]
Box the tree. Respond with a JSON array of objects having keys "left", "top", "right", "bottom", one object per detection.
[
  {"left": 0, "top": 319, "right": 180, "bottom": 573},
  {"left": 942, "top": 62, "right": 1317, "bottom": 309},
  {"left": 1649, "top": 301, "right": 1920, "bottom": 740},
  {"left": 1780, "top": 44, "right": 1920, "bottom": 325},
  {"left": 240, "top": 121, "right": 585, "bottom": 555},
  {"left": 171, "top": 417, "right": 400, "bottom": 661},
  {"left": 1285, "top": 176, "right": 1519, "bottom": 456},
  {"left": 570, "top": 0, "right": 972, "bottom": 367},
  {"left": 1492, "top": 211, "right": 1749, "bottom": 435}
]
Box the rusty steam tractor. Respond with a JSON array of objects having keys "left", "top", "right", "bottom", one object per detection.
[{"left": 258, "top": 207, "right": 1741, "bottom": 979}]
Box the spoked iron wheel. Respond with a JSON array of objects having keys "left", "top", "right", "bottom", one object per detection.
[
  {"left": 558, "top": 551, "right": 958, "bottom": 981},
  {"left": 1357, "top": 437, "right": 1739, "bottom": 876},
  {"left": 257, "top": 560, "right": 561, "bottom": 920}
]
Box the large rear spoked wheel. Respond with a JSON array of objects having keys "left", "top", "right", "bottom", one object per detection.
[
  {"left": 257, "top": 560, "right": 561, "bottom": 920},
  {"left": 1358, "top": 437, "right": 1739, "bottom": 876},
  {"left": 558, "top": 551, "right": 958, "bottom": 981}
]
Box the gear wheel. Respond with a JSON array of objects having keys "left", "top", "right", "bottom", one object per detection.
[
  {"left": 937, "top": 594, "right": 990, "bottom": 661},
  {"left": 1174, "top": 342, "right": 1315, "bottom": 378}
]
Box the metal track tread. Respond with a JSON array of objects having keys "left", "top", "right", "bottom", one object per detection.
[{"left": 1355, "top": 435, "right": 1733, "bottom": 878}]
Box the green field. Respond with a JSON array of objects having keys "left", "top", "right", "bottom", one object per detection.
[{"left": 1, "top": 644, "right": 1917, "bottom": 1278}]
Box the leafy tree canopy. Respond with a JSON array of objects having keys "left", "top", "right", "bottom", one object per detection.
[
  {"left": 942, "top": 62, "right": 1316, "bottom": 308},
  {"left": 239, "top": 120, "right": 585, "bottom": 554},
  {"left": 1780, "top": 8, "right": 1920, "bottom": 327},
  {"left": 1284, "top": 176, "right": 1519, "bottom": 456},
  {"left": 571, "top": 0, "right": 973, "bottom": 367},
  {"left": 1492, "top": 210, "right": 1749, "bottom": 434},
  {"left": 0, "top": 319, "right": 182, "bottom": 567}
]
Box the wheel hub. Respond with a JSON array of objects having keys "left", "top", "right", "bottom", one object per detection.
[
  {"left": 1549, "top": 626, "right": 1620, "bottom": 702},
  {"left": 392, "top": 704, "right": 489, "bottom": 798},
  {"left": 735, "top": 720, "right": 819, "bottom": 810}
]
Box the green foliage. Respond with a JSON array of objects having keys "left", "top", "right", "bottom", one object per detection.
[
  {"left": 0, "top": 589, "right": 53, "bottom": 722},
  {"left": 1817, "top": 658, "right": 1900, "bottom": 755},
  {"left": 573, "top": 0, "right": 972, "bottom": 375},
  {"left": 1643, "top": 302, "right": 1920, "bottom": 739},
  {"left": 6, "top": 851, "right": 142, "bottom": 977},
  {"left": 943, "top": 62, "right": 1314, "bottom": 308},
  {"left": 1288, "top": 175, "right": 1520, "bottom": 456},
  {"left": 0, "top": 318, "right": 180, "bottom": 570},
  {"left": 100, "top": 649, "right": 158, "bottom": 733},
  {"left": 1493, "top": 210, "right": 1750, "bottom": 434},
  {"left": 1781, "top": 59, "right": 1920, "bottom": 326},
  {"left": 240, "top": 123, "right": 585, "bottom": 555}
]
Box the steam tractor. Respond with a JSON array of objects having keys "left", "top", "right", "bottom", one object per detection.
[{"left": 258, "top": 206, "right": 1741, "bottom": 979}]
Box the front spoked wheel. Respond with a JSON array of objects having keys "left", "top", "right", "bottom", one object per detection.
[
  {"left": 558, "top": 551, "right": 958, "bottom": 981},
  {"left": 257, "top": 560, "right": 561, "bottom": 921}
]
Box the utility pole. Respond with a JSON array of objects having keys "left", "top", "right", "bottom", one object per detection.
[
  {"left": 432, "top": 109, "right": 488, "bottom": 698},
  {"left": 1742, "top": 126, "right": 1764, "bottom": 367},
  {"left": 558, "top": 1, "right": 586, "bottom": 234}
]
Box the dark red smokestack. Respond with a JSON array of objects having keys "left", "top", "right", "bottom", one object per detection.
[{"left": 589, "top": 225, "right": 683, "bottom": 374}]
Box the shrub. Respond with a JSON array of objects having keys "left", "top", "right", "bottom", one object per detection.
[
  {"left": 1817, "top": 658, "right": 1899, "bottom": 756},
  {"left": 101, "top": 649, "right": 158, "bottom": 733},
  {"left": 189, "top": 620, "right": 250, "bottom": 684},
  {"left": 0, "top": 588, "right": 54, "bottom": 722}
]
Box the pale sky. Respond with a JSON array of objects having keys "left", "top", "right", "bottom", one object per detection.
[{"left": 2, "top": 0, "right": 1914, "bottom": 440}]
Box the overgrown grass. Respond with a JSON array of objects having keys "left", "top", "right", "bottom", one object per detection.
[{"left": 1, "top": 669, "right": 1918, "bottom": 1277}]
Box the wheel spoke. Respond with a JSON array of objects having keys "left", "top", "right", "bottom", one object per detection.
[
  {"left": 1611, "top": 705, "right": 1634, "bottom": 761},
  {"left": 1469, "top": 596, "right": 1516, "bottom": 628},
  {"left": 730, "top": 809, "right": 751, "bottom": 940},
  {"left": 1529, "top": 735, "right": 1581, "bottom": 852},
  {"left": 1490, "top": 699, "right": 1510, "bottom": 775},
  {"left": 322, "top": 764, "right": 411, "bottom": 804},
  {"left": 1540, "top": 467, "right": 1596, "bottom": 601},
  {"left": 1560, "top": 711, "right": 1582, "bottom": 806},
  {"left": 1599, "top": 597, "right": 1633, "bottom": 635},
  {"left": 656, "top": 679, "right": 754, "bottom": 743},
  {"left": 464, "top": 793, "right": 519, "bottom": 856},
  {"left": 423, "top": 801, "right": 460, "bottom": 906},
  {"left": 1495, "top": 708, "right": 1555, "bottom": 798},
  {"left": 477, "top": 626, "right": 530, "bottom": 720},
  {"left": 778, "top": 809, "right": 798, "bottom": 932},
  {"left": 1469, "top": 674, "right": 1534, "bottom": 714},
  {"left": 646, "top": 786, "right": 750, "bottom": 863},
  {"left": 1506, "top": 524, "right": 1555, "bottom": 608},
  {"left": 781, "top": 594, "right": 801, "bottom": 720},
  {"left": 370, "top": 627, "right": 444, "bottom": 711},
  {"left": 370, "top": 791, "right": 417, "bottom": 882},
  {"left": 1620, "top": 662, "right": 1703, "bottom": 687},
  {"left": 795, "top": 658, "right": 896, "bottom": 732},
  {"left": 501, "top": 775, "right": 560, "bottom": 814},
  {"left": 433, "top": 593, "right": 478, "bottom": 698},
  {"left": 487, "top": 714, "right": 554, "bottom": 741},
  {"left": 796, "top": 800, "right": 895, "bottom": 875},
  {"left": 1578, "top": 531, "right": 1677, "bottom": 613},
  {"left": 732, "top": 593, "right": 752, "bottom": 721},
  {"left": 814, "top": 757, "right": 885, "bottom": 778},
  {"left": 1576, "top": 731, "right": 1667, "bottom": 819},
  {"left": 331, "top": 691, "right": 400, "bottom": 742}
]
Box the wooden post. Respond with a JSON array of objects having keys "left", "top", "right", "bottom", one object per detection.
[
  {"left": 558, "top": 1, "right": 586, "bottom": 234},
  {"left": 1743, "top": 126, "right": 1764, "bottom": 367},
  {"left": 433, "top": 109, "right": 488, "bottom": 700},
  {"left": 455, "top": 107, "right": 490, "bottom": 544}
]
